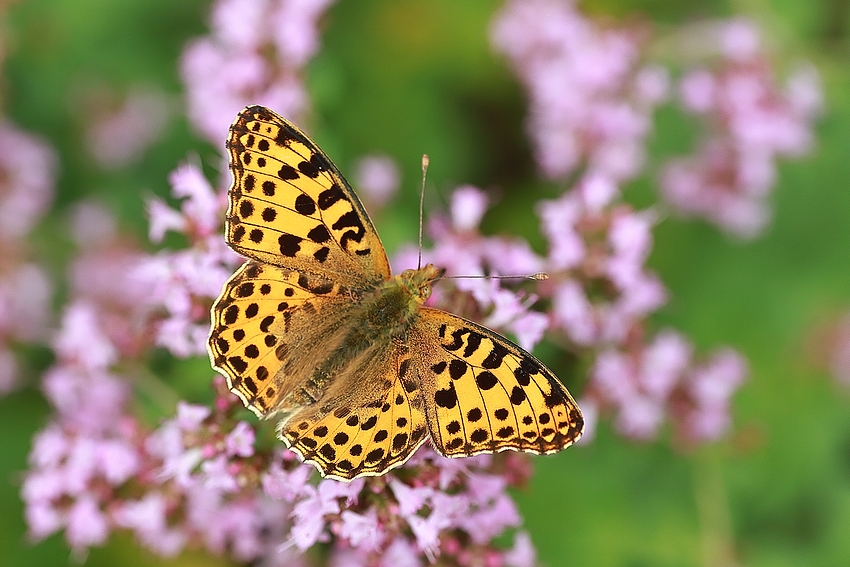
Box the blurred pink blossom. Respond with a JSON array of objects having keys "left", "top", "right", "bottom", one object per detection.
[
  {"left": 492, "top": 0, "right": 667, "bottom": 181},
  {"left": 182, "top": 0, "right": 336, "bottom": 144},
  {"left": 538, "top": 175, "right": 666, "bottom": 347},
  {"left": 0, "top": 120, "right": 56, "bottom": 393},
  {"left": 661, "top": 19, "right": 821, "bottom": 238},
  {"left": 585, "top": 330, "right": 746, "bottom": 444},
  {"left": 0, "top": 121, "right": 56, "bottom": 241},
  {"left": 85, "top": 87, "right": 172, "bottom": 169},
  {"left": 354, "top": 154, "right": 401, "bottom": 208}
]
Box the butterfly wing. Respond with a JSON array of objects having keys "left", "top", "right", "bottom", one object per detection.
[
  {"left": 209, "top": 260, "right": 356, "bottom": 416},
  {"left": 226, "top": 105, "right": 391, "bottom": 288},
  {"left": 411, "top": 307, "right": 584, "bottom": 457},
  {"left": 276, "top": 344, "right": 429, "bottom": 480}
]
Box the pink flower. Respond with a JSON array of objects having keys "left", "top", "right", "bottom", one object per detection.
[
  {"left": 0, "top": 263, "right": 51, "bottom": 393},
  {"left": 168, "top": 162, "right": 223, "bottom": 239},
  {"left": 0, "top": 121, "right": 56, "bottom": 241},
  {"left": 181, "top": 0, "right": 335, "bottom": 144},
  {"left": 408, "top": 492, "right": 469, "bottom": 558},
  {"left": 225, "top": 421, "right": 256, "bottom": 457},
  {"left": 380, "top": 538, "right": 423, "bottom": 567},
  {"left": 66, "top": 497, "right": 109, "bottom": 550},
  {"left": 661, "top": 19, "right": 821, "bottom": 238},
  {"left": 586, "top": 330, "right": 746, "bottom": 444},
  {"left": 492, "top": 0, "right": 665, "bottom": 181},
  {"left": 389, "top": 479, "right": 433, "bottom": 516},
  {"left": 113, "top": 493, "right": 187, "bottom": 557},
  {"left": 176, "top": 401, "right": 212, "bottom": 431},
  {"left": 85, "top": 86, "right": 171, "bottom": 169},
  {"left": 339, "top": 509, "right": 383, "bottom": 550},
  {"left": 262, "top": 457, "right": 313, "bottom": 501},
  {"left": 354, "top": 154, "right": 401, "bottom": 208},
  {"left": 451, "top": 185, "right": 490, "bottom": 232},
  {"left": 539, "top": 176, "right": 666, "bottom": 347},
  {"left": 52, "top": 302, "right": 117, "bottom": 370},
  {"left": 25, "top": 500, "right": 63, "bottom": 541},
  {"left": 682, "top": 348, "right": 747, "bottom": 442},
  {"left": 504, "top": 531, "right": 537, "bottom": 567}
]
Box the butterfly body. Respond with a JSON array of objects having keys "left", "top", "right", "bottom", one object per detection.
[
  {"left": 209, "top": 106, "right": 583, "bottom": 480},
  {"left": 289, "top": 264, "right": 439, "bottom": 404}
]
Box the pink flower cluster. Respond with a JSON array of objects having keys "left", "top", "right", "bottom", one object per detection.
[
  {"left": 181, "top": 0, "right": 336, "bottom": 144},
  {"left": 25, "top": 313, "right": 138, "bottom": 551},
  {"left": 493, "top": 2, "right": 821, "bottom": 239},
  {"left": 0, "top": 121, "right": 56, "bottom": 393},
  {"left": 582, "top": 330, "right": 747, "bottom": 444},
  {"left": 661, "top": 19, "right": 822, "bottom": 238},
  {"left": 537, "top": 174, "right": 665, "bottom": 347},
  {"left": 491, "top": 0, "right": 668, "bottom": 182}
]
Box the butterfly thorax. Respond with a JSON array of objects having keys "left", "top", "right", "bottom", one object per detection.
[{"left": 355, "top": 263, "right": 442, "bottom": 339}]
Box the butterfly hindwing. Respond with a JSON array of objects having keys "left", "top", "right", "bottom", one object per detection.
[
  {"left": 277, "top": 343, "right": 428, "bottom": 480},
  {"left": 412, "top": 307, "right": 584, "bottom": 457},
  {"left": 226, "top": 105, "right": 391, "bottom": 288}
]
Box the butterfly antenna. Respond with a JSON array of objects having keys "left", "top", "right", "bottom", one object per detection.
[
  {"left": 440, "top": 273, "right": 549, "bottom": 281},
  {"left": 417, "top": 154, "right": 429, "bottom": 270}
]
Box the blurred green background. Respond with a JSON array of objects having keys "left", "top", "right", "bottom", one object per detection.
[{"left": 2, "top": 0, "right": 850, "bottom": 566}]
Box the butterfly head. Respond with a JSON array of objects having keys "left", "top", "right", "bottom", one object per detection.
[{"left": 398, "top": 264, "right": 444, "bottom": 304}]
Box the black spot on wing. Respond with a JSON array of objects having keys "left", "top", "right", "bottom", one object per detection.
[
  {"left": 318, "top": 184, "right": 346, "bottom": 210},
  {"left": 463, "top": 331, "right": 483, "bottom": 358},
  {"left": 482, "top": 343, "right": 510, "bottom": 369},
  {"left": 295, "top": 194, "right": 316, "bottom": 215},
  {"left": 298, "top": 159, "right": 319, "bottom": 178},
  {"left": 332, "top": 211, "right": 367, "bottom": 250},
  {"left": 307, "top": 224, "right": 331, "bottom": 243},
  {"left": 475, "top": 371, "right": 498, "bottom": 390},
  {"left": 448, "top": 359, "right": 467, "bottom": 380},
  {"left": 278, "top": 234, "right": 302, "bottom": 257},
  {"left": 278, "top": 164, "right": 299, "bottom": 180},
  {"left": 434, "top": 382, "right": 458, "bottom": 409}
]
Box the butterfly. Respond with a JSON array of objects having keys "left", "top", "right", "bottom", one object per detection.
[{"left": 208, "top": 105, "right": 584, "bottom": 480}]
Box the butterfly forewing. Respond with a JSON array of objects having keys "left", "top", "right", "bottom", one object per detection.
[
  {"left": 412, "top": 307, "right": 583, "bottom": 457},
  {"left": 226, "top": 105, "right": 390, "bottom": 288}
]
